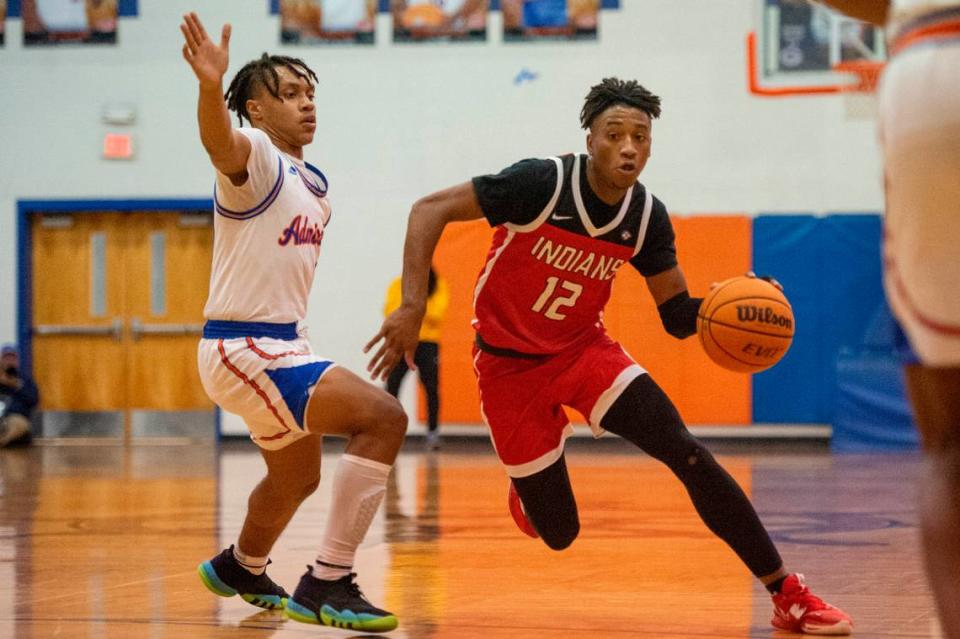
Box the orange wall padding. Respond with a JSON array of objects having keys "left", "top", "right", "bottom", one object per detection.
[
  {"left": 605, "top": 216, "right": 753, "bottom": 425},
  {"left": 421, "top": 221, "right": 495, "bottom": 425},
  {"left": 421, "top": 216, "right": 752, "bottom": 426}
]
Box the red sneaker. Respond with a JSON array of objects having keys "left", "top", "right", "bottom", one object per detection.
[
  {"left": 771, "top": 574, "right": 853, "bottom": 635},
  {"left": 507, "top": 482, "right": 539, "bottom": 538}
]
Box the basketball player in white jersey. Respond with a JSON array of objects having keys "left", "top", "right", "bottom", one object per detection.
[
  {"left": 180, "top": 12, "right": 405, "bottom": 633},
  {"left": 819, "top": 2, "right": 960, "bottom": 636}
]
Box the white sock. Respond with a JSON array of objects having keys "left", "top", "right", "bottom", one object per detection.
[
  {"left": 313, "top": 454, "right": 391, "bottom": 581},
  {"left": 233, "top": 545, "right": 268, "bottom": 576}
]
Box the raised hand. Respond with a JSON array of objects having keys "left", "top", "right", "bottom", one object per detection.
[
  {"left": 364, "top": 307, "right": 424, "bottom": 381},
  {"left": 180, "top": 12, "right": 231, "bottom": 88}
]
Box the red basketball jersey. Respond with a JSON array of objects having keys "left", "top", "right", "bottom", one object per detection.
[{"left": 472, "top": 154, "right": 668, "bottom": 355}]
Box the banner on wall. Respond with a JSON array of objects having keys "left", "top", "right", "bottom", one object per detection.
[
  {"left": 391, "top": 0, "right": 488, "bottom": 43},
  {"left": 22, "top": 0, "right": 117, "bottom": 45},
  {"left": 503, "top": 0, "right": 597, "bottom": 42},
  {"left": 280, "top": 0, "right": 376, "bottom": 45}
]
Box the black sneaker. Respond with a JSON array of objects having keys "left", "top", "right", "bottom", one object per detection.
[
  {"left": 197, "top": 545, "right": 289, "bottom": 610},
  {"left": 285, "top": 566, "right": 398, "bottom": 632}
]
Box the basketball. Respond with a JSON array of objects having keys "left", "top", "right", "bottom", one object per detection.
[
  {"left": 401, "top": 4, "right": 446, "bottom": 29},
  {"left": 696, "top": 275, "right": 794, "bottom": 373}
]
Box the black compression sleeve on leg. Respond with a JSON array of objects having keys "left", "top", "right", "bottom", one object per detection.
[
  {"left": 657, "top": 291, "right": 703, "bottom": 339},
  {"left": 601, "top": 375, "right": 783, "bottom": 577},
  {"left": 511, "top": 455, "right": 580, "bottom": 551}
]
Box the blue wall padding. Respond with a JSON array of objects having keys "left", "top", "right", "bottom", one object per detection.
[
  {"left": 752, "top": 214, "right": 885, "bottom": 423},
  {"left": 832, "top": 351, "right": 918, "bottom": 451}
]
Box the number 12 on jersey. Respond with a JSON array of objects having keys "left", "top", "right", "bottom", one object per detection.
[{"left": 531, "top": 276, "right": 583, "bottom": 320}]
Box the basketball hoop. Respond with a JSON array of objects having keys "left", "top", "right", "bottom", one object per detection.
[
  {"left": 833, "top": 60, "right": 885, "bottom": 94},
  {"left": 746, "top": 31, "right": 885, "bottom": 119},
  {"left": 747, "top": 32, "right": 886, "bottom": 97},
  {"left": 833, "top": 59, "right": 884, "bottom": 119}
]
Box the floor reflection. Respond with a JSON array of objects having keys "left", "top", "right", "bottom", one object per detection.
[{"left": 0, "top": 439, "right": 940, "bottom": 638}]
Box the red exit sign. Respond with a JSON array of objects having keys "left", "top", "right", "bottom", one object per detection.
[{"left": 103, "top": 133, "right": 134, "bottom": 160}]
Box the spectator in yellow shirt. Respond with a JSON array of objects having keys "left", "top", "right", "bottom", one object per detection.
[{"left": 384, "top": 267, "right": 449, "bottom": 448}]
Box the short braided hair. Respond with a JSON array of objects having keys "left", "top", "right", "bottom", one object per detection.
[
  {"left": 580, "top": 77, "right": 661, "bottom": 129},
  {"left": 224, "top": 53, "right": 318, "bottom": 126}
]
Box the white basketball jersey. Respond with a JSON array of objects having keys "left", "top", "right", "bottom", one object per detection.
[{"left": 203, "top": 128, "right": 331, "bottom": 323}]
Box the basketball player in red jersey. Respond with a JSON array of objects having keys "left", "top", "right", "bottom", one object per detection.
[
  {"left": 366, "top": 78, "right": 853, "bottom": 635},
  {"left": 817, "top": 3, "right": 960, "bottom": 637}
]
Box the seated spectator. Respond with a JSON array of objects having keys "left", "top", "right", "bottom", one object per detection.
[{"left": 0, "top": 344, "right": 40, "bottom": 448}]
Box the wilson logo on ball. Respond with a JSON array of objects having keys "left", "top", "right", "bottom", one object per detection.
[{"left": 735, "top": 305, "right": 793, "bottom": 330}]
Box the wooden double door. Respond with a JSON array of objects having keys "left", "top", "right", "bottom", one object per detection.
[{"left": 30, "top": 211, "right": 215, "bottom": 438}]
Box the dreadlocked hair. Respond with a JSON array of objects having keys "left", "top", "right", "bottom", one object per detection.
[
  {"left": 580, "top": 77, "right": 662, "bottom": 129},
  {"left": 224, "top": 53, "right": 319, "bottom": 126}
]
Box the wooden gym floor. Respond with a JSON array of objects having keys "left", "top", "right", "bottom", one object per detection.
[{"left": 0, "top": 436, "right": 943, "bottom": 638}]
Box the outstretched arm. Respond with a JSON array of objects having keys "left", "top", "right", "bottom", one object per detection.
[
  {"left": 365, "top": 182, "right": 485, "bottom": 380},
  {"left": 815, "top": 0, "right": 889, "bottom": 25},
  {"left": 179, "top": 12, "right": 251, "bottom": 181}
]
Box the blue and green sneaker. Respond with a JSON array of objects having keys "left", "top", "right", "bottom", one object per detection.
[
  {"left": 197, "top": 545, "right": 289, "bottom": 610},
  {"left": 285, "top": 566, "right": 398, "bottom": 632}
]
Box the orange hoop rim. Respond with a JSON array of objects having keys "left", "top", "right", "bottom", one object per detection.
[{"left": 832, "top": 60, "right": 885, "bottom": 93}]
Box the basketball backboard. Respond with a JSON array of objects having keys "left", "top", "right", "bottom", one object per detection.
[{"left": 748, "top": 0, "right": 886, "bottom": 97}]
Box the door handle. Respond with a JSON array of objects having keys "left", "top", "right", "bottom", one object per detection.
[
  {"left": 130, "top": 318, "right": 204, "bottom": 340},
  {"left": 34, "top": 318, "right": 124, "bottom": 341}
]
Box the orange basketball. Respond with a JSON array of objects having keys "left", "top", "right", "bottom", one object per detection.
[
  {"left": 696, "top": 275, "right": 794, "bottom": 373},
  {"left": 401, "top": 4, "right": 446, "bottom": 29}
]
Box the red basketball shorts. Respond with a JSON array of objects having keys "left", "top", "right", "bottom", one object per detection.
[{"left": 472, "top": 332, "right": 645, "bottom": 478}]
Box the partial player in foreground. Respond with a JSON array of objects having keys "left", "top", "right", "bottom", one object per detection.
[
  {"left": 820, "top": 2, "right": 960, "bottom": 637},
  {"left": 180, "top": 12, "right": 405, "bottom": 633},
  {"left": 367, "top": 77, "right": 853, "bottom": 635}
]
